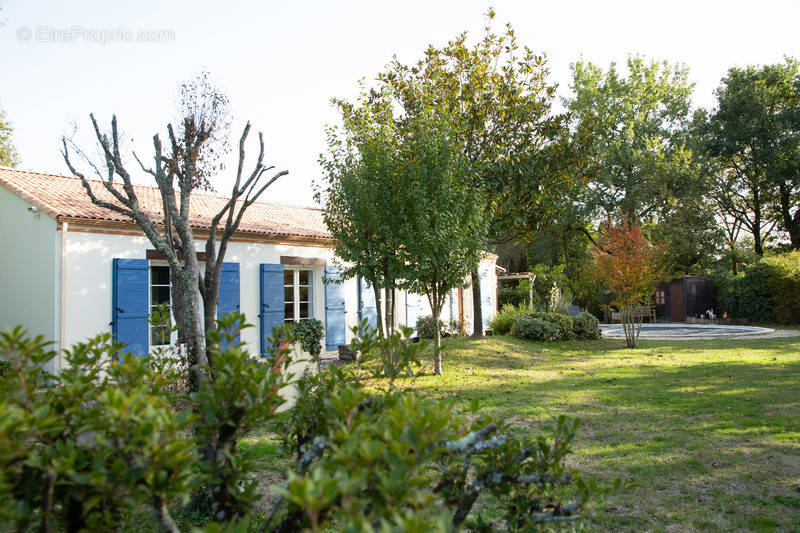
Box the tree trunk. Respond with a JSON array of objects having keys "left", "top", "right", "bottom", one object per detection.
[
  {"left": 753, "top": 187, "right": 764, "bottom": 256},
  {"left": 373, "top": 284, "right": 385, "bottom": 337},
  {"left": 385, "top": 283, "right": 394, "bottom": 334},
  {"left": 470, "top": 264, "right": 483, "bottom": 338},
  {"left": 171, "top": 265, "right": 207, "bottom": 389},
  {"left": 431, "top": 301, "right": 443, "bottom": 375}
]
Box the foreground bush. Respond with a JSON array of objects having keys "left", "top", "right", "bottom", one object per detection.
[
  {"left": 0, "top": 328, "right": 196, "bottom": 532},
  {"left": 490, "top": 303, "right": 530, "bottom": 335},
  {"left": 266, "top": 326, "right": 627, "bottom": 531},
  {"left": 573, "top": 311, "right": 602, "bottom": 340},
  {"left": 0, "top": 314, "right": 291, "bottom": 532}
]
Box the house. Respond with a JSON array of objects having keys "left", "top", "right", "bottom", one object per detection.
[
  {"left": 0, "top": 167, "right": 498, "bottom": 373},
  {"left": 653, "top": 276, "right": 716, "bottom": 322}
]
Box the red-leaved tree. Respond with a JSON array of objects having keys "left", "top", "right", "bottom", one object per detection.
[{"left": 594, "top": 222, "right": 664, "bottom": 347}]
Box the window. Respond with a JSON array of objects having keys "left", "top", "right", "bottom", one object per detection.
[
  {"left": 150, "top": 265, "right": 172, "bottom": 346},
  {"left": 284, "top": 268, "right": 314, "bottom": 322},
  {"left": 655, "top": 289, "right": 666, "bottom": 305}
]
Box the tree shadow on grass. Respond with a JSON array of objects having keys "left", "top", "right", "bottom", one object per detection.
[{"left": 422, "top": 338, "right": 800, "bottom": 530}]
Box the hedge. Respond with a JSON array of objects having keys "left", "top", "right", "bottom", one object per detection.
[{"left": 711, "top": 251, "right": 800, "bottom": 324}]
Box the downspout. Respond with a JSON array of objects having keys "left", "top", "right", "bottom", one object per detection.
[{"left": 58, "top": 220, "right": 68, "bottom": 374}]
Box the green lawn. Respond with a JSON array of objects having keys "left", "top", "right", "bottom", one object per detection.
[
  {"left": 399, "top": 334, "right": 800, "bottom": 532},
  {"left": 243, "top": 333, "right": 800, "bottom": 531}
]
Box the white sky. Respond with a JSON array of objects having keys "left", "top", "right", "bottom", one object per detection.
[{"left": 1, "top": 0, "right": 799, "bottom": 206}]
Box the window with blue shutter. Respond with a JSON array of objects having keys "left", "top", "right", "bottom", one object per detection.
[
  {"left": 217, "top": 262, "right": 240, "bottom": 347},
  {"left": 323, "top": 266, "right": 346, "bottom": 351},
  {"left": 112, "top": 258, "right": 149, "bottom": 357},
  {"left": 358, "top": 277, "right": 378, "bottom": 331},
  {"left": 259, "top": 263, "right": 285, "bottom": 356}
]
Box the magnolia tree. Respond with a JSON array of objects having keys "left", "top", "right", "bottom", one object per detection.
[
  {"left": 594, "top": 222, "right": 664, "bottom": 348},
  {"left": 377, "top": 10, "right": 590, "bottom": 338}
]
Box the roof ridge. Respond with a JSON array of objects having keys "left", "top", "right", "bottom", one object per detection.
[{"left": 0, "top": 167, "right": 323, "bottom": 212}]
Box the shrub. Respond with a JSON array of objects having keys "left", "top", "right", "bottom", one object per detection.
[
  {"left": 416, "top": 315, "right": 446, "bottom": 339},
  {"left": 540, "top": 311, "right": 575, "bottom": 340},
  {"left": 498, "top": 286, "right": 528, "bottom": 308},
  {"left": 510, "top": 311, "right": 575, "bottom": 342},
  {"left": 489, "top": 303, "right": 529, "bottom": 335},
  {"left": 289, "top": 318, "right": 325, "bottom": 359},
  {"left": 762, "top": 251, "right": 800, "bottom": 324},
  {"left": 0, "top": 327, "right": 195, "bottom": 532},
  {"left": 573, "top": 311, "right": 601, "bottom": 340},
  {"left": 511, "top": 315, "right": 560, "bottom": 342},
  {"left": 0, "top": 314, "right": 293, "bottom": 531},
  {"left": 712, "top": 264, "right": 773, "bottom": 323}
]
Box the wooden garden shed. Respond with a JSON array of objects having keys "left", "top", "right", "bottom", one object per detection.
[{"left": 654, "top": 276, "right": 716, "bottom": 323}]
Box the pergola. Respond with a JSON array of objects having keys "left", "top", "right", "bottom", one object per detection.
[{"left": 496, "top": 272, "right": 537, "bottom": 310}]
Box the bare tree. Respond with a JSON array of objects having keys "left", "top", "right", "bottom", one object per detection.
[{"left": 62, "top": 74, "right": 287, "bottom": 388}]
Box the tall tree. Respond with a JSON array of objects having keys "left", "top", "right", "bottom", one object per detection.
[
  {"left": 379, "top": 10, "right": 587, "bottom": 337},
  {"left": 0, "top": 106, "right": 20, "bottom": 167},
  {"left": 317, "top": 89, "right": 408, "bottom": 336},
  {"left": 62, "top": 73, "right": 287, "bottom": 388},
  {"left": 395, "top": 107, "right": 486, "bottom": 375},
  {"left": 567, "top": 57, "right": 719, "bottom": 272},
  {"left": 697, "top": 58, "right": 800, "bottom": 252}
]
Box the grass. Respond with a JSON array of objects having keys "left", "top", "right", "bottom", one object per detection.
[
  {"left": 238, "top": 333, "right": 800, "bottom": 531},
  {"left": 399, "top": 334, "right": 800, "bottom": 532}
]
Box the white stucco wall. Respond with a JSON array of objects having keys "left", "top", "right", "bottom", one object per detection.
[
  {"left": 61, "top": 229, "right": 363, "bottom": 357},
  {"left": 59, "top": 229, "right": 497, "bottom": 365},
  {"left": 0, "top": 188, "right": 58, "bottom": 357}
]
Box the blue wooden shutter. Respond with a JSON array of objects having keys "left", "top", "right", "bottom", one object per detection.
[
  {"left": 405, "top": 290, "right": 423, "bottom": 335},
  {"left": 217, "top": 262, "right": 240, "bottom": 347},
  {"left": 112, "top": 258, "right": 149, "bottom": 357},
  {"left": 323, "top": 266, "right": 346, "bottom": 351},
  {"left": 480, "top": 269, "right": 493, "bottom": 330},
  {"left": 358, "top": 277, "right": 378, "bottom": 331},
  {"left": 259, "top": 263, "right": 285, "bottom": 356}
]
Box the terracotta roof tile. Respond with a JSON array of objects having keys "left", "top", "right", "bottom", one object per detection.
[{"left": 0, "top": 167, "right": 331, "bottom": 241}]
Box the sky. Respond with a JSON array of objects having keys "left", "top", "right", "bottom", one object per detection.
[{"left": 1, "top": 0, "right": 799, "bottom": 207}]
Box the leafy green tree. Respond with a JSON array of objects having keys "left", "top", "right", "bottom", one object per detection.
[
  {"left": 567, "top": 57, "right": 720, "bottom": 272},
  {"left": 393, "top": 108, "right": 486, "bottom": 375},
  {"left": 379, "top": 10, "right": 588, "bottom": 337},
  {"left": 317, "top": 91, "right": 408, "bottom": 336},
  {"left": 0, "top": 106, "right": 19, "bottom": 167},
  {"left": 696, "top": 58, "right": 800, "bottom": 252},
  {"left": 320, "top": 82, "right": 485, "bottom": 373}
]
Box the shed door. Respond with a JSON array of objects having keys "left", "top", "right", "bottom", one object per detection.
[{"left": 670, "top": 282, "right": 684, "bottom": 323}]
